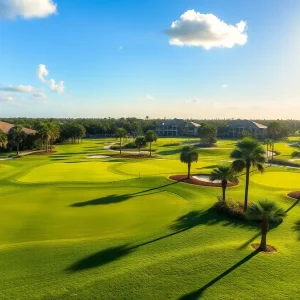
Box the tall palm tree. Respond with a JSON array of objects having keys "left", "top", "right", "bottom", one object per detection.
[
  {"left": 246, "top": 200, "right": 286, "bottom": 252},
  {"left": 0, "top": 130, "right": 8, "bottom": 149},
  {"left": 209, "top": 165, "right": 237, "bottom": 202},
  {"left": 116, "top": 128, "right": 127, "bottom": 155},
  {"left": 180, "top": 146, "right": 198, "bottom": 179},
  {"left": 9, "top": 125, "right": 26, "bottom": 155},
  {"left": 145, "top": 130, "right": 157, "bottom": 156},
  {"left": 264, "top": 138, "right": 272, "bottom": 161},
  {"left": 230, "top": 138, "right": 265, "bottom": 211},
  {"left": 38, "top": 123, "right": 51, "bottom": 152}
]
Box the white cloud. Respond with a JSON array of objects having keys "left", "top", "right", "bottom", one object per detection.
[
  {"left": 185, "top": 98, "right": 200, "bottom": 104},
  {"left": 146, "top": 94, "right": 155, "bottom": 100},
  {"left": 37, "top": 64, "right": 49, "bottom": 82},
  {"left": 33, "top": 91, "right": 47, "bottom": 99},
  {"left": 49, "top": 79, "right": 64, "bottom": 94},
  {"left": 165, "top": 10, "right": 247, "bottom": 49},
  {"left": 221, "top": 84, "right": 228, "bottom": 88},
  {"left": 0, "top": 85, "right": 35, "bottom": 93},
  {"left": 0, "top": 94, "right": 15, "bottom": 103},
  {"left": 0, "top": 0, "right": 57, "bottom": 19}
]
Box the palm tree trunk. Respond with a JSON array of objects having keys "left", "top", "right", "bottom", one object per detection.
[
  {"left": 259, "top": 219, "right": 269, "bottom": 251},
  {"left": 119, "top": 137, "right": 122, "bottom": 155},
  {"left": 187, "top": 163, "right": 191, "bottom": 179},
  {"left": 149, "top": 142, "right": 152, "bottom": 157},
  {"left": 244, "top": 164, "right": 250, "bottom": 212},
  {"left": 266, "top": 143, "right": 269, "bottom": 161},
  {"left": 222, "top": 180, "right": 227, "bottom": 202},
  {"left": 16, "top": 143, "right": 19, "bottom": 155},
  {"left": 272, "top": 142, "right": 274, "bottom": 162}
]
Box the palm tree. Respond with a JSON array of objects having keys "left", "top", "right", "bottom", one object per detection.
[
  {"left": 116, "top": 128, "right": 127, "bottom": 155},
  {"left": 9, "top": 125, "right": 26, "bottom": 155},
  {"left": 0, "top": 130, "right": 8, "bottom": 149},
  {"left": 209, "top": 165, "right": 237, "bottom": 202},
  {"left": 145, "top": 130, "right": 157, "bottom": 156},
  {"left": 135, "top": 136, "right": 147, "bottom": 154},
  {"left": 264, "top": 138, "right": 272, "bottom": 161},
  {"left": 246, "top": 200, "right": 286, "bottom": 252},
  {"left": 180, "top": 146, "right": 198, "bottom": 179},
  {"left": 230, "top": 138, "right": 265, "bottom": 211},
  {"left": 38, "top": 123, "right": 51, "bottom": 152}
]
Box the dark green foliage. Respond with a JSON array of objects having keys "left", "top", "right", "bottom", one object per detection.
[
  {"left": 198, "top": 122, "right": 217, "bottom": 146},
  {"left": 180, "top": 146, "right": 199, "bottom": 179},
  {"left": 135, "top": 136, "right": 147, "bottom": 153}
]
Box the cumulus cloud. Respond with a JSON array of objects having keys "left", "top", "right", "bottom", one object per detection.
[
  {"left": 0, "top": 0, "right": 57, "bottom": 19},
  {"left": 0, "top": 85, "right": 35, "bottom": 93},
  {"left": 165, "top": 10, "right": 247, "bottom": 49},
  {"left": 221, "top": 84, "right": 228, "bottom": 88},
  {"left": 37, "top": 64, "right": 49, "bottom": 82},
  {"left": 49, "top": 79, "right": 64, "bottom": 94},
  {"left": 146, "top": 94, "right": 155, "bottom": 100}
]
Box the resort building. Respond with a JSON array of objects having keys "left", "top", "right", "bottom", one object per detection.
[
  {"left": 0, "top": 121, "right": 37, "bottom": 135},
  {"left": 156, "top": 119, "right": 200, "bottom": 137},
  {"left": 226, "top": 120, "right": 267, "bottom": 139}
]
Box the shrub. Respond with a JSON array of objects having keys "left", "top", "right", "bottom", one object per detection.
[
  {"left": 292, "top": 151, "right": 300, "bottom": 158},
  {"left": 269, "top": 158, "right": 300, "bottom": 167}
]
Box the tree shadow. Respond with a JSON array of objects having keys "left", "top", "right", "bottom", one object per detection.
[
  {"left": 178, "top": 250, "right": 259, "bottom": 300},
  {"left": 286, "top": 199, "right": 300, "bottom": 213},
  {"left": 292, "top": 220, "right": 300, "bottom": 240},
  {"left": 66, "top": 245, "right": 133, "bottom": 272},
  {"left": 70, "top": 181, "right": 180, "bottom": 207},
  {"left": 70, "top": 194, "right": 132, "bottom": 206},
  {"left": 170, "top": 208, "right": 257, "bottom": 232}
]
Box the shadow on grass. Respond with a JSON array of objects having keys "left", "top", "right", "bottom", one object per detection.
[
  {"left": 67, "top": 207, "right": 259, "bottom": 273},
  {"left": 158, "top": 149, "right": 182, "bottom": 156},
  {"left": 292, "top": 220, "right": 300, "bottom": 240},
  {"left": 178, "top": 250, "right": 259, "bottom": 300},
  {"left": 70, "top": 180, "right": 180, "bottom": 207},
  {"left": 286, "top": 199, "right": 300, "bottom": 213},
  {"left": 66, "top": 245, "right": 133, "bottom": 272}
]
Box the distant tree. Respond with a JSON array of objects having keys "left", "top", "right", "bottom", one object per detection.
[
  {"left": 198, "top": 123, "right": 217, "bottom": 146},
  {"left": 0, "top": 130, "right": 8, "bottom": 149},
  {"left": 116, "top": 128, "right": 127, "bottom": 155},
  {"left": 180, "top": 146, "right": 198, "bottom": 179},
  {"left": 264, "top": 138, "right": 273, "bottom": 161},
  {"left": 135, "top": 136, "right": 147, "bottom": 154},
  {"left": 210, "top": 165, "right": 238, "bottom": 202},
  {"left": 145, "top": 130, "right": 157, "bottom": 156},
  {"left": 241, "top": 129, "right": 252, "bottom": 139},
  {"left": 267, "top": 121, "right": 289, "bottom": 140},
  {"left": 9, "top": 125, "right": 26, "bottom": 155},
  {"left": 246, "top": 200, "right": 286, "bottom": 252},
  {"left": 37, "top": 122, "right": 51, "bottom": 152},
  {"left": 231, "top": 138, "right": 265, "bottom": 211}
]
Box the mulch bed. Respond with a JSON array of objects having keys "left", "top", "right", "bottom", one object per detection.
[
  {"left": 288, "top": 191, "right": 300, "bottom": 200},
  {"left": 169, "top": 174, "right": 238, "bottom": 187},
  {"left": 251, "top": 244, "right": 277, "bottom": 253}
]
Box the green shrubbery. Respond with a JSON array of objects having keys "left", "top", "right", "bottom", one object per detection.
[{"left": 162, "top": 142, "right": 180, "bottom": 147}]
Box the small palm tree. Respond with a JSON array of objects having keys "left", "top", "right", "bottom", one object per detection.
[
  {"left": 231, "top": 138, "right": 265, "bottom": 211},
  {"left": 264, "top": 138, "right": 272, "bottom": 161},
  {"left": 145, "top": 130, "right": 157, "bottom": 156},
  {"left": 116, "top": 128, "right": 127, "bottom": 155},
  {"left": 246, "top": 200, "right": 286, "bottom": 252},
  {"left": 135, "top": 136, "right": 147, "bottom": 154},
  {"left": 209, "top": 165, "right": 238, "bottom": 202},
  {"left": 9, "top": 125, "right": 26, "bottom": 155},
  {"left": 180, "top": 146, "right": 198, "bottom": 179}
]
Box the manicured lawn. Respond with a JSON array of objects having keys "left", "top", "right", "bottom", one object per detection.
[{"left": 0, "top": 138, "right": 300, "bottom": 299}]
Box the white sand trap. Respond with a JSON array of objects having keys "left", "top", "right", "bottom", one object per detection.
[
  {"left": 86, "top": 155, "right": 110, "bottom": 159},
  {"left": 192, "top": 175, "right": 222, "bottom": 183}
]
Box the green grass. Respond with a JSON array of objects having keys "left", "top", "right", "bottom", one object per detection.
[{"left": 1, "top": 138, "right": 300, "bottom": 299}]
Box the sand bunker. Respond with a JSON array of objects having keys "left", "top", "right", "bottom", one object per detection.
[{"left": 86, "top": 155, "right": 110, "bottom": 159}]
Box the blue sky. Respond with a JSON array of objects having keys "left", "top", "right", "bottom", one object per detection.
[{"left": 0, "top": 0, "right": 300, "bottom": 119}]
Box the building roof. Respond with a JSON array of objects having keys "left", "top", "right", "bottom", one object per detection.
[
  {"left": 157, "top": 119, "right": 185, "bottom": 126},
  {"left": 189, "top": 122, "right": 201, "bottom": 128},
  {"left": 228, "top": 120, "right": 267, "bottom": 129},
  {"left": 0, "top": 121, "right": 37, "bottom": 135}
]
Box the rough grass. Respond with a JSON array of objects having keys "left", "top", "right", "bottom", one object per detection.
[{"left": 0, "top": 138, "right": 300, "bottom": 299}]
